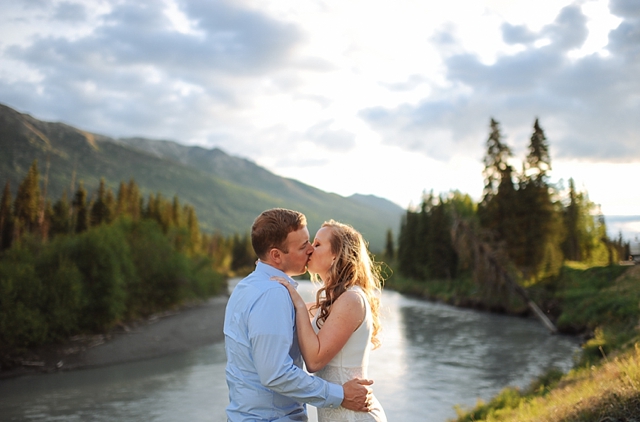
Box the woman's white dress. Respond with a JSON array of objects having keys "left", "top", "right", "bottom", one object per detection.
[{"left": 312, "top": 286, "right": 387, "bottom": 422}]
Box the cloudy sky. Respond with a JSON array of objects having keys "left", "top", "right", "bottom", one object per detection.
[{"left": 1, "top": 0, "right": 638, "bottom": 240}]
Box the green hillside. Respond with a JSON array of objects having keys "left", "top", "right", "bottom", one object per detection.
[{"left": 0, "top": 103, "right": 403, "bottom": 251}]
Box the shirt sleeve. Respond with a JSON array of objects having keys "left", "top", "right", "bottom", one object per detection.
[{"left": 248, "top": 285, "right": 343, "bottom": 408}]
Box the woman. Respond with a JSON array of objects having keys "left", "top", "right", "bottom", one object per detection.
[{"left": 275, "top": 220, "right": 387, "bottom": 422}]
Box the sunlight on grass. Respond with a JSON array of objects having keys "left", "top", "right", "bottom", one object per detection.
[{"left": 453, "top": 343, "right": 640, "bottom": 422}]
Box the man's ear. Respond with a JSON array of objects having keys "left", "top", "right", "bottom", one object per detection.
[{"left": 268, "top": 248, "right": 282, "bottom": 264}]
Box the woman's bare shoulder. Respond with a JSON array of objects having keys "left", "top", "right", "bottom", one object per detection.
[{"left": 333, "top": 289, "right": 366, "bottom": 310}]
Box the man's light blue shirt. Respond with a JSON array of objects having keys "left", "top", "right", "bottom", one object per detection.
[{"left": 224, "top": 261, "right": 343, "bottom": 421}]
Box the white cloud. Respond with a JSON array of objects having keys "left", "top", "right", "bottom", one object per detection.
[{"left": 361, "top": 2, "right": 640, "bottom": 164}]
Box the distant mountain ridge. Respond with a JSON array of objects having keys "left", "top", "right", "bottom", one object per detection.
[{"left": 0, "top": 103, "right": 403, "bottom": 251}]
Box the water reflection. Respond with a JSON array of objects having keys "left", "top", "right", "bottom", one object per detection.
[
  {"left": 0, "top": 343, "right": 229, "bottom": 422},
  {"left": 383, "top": 293, "right": 579, "bottom": 420},
  {"left": 0, "top": 282, "right": 580, "bottom": 422}
]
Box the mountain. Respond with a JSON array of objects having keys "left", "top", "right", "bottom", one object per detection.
[{"left": 0, "top": 103, "right": 404, "bottom": 251}]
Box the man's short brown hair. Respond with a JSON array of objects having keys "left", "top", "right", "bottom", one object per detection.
[{"left": 251, "top": 208, "right": 307, "bottom": 259}]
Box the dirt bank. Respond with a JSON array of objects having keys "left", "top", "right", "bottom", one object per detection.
[{"left": 1, "top": 295, "right": 229, "bottom": 380}]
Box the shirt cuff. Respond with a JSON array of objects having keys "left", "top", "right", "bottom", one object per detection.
[{"left": 325, "top": 382, "right": 344, "bottom": 408}]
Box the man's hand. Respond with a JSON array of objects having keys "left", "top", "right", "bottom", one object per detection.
[{"left": 341, "top": 378, "right": 374, "bottom": 412}]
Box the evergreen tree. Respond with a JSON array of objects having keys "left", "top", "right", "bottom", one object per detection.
[
  {"left": 561, "top": 184, "right": 611, "bottom": 265},
  {"left": 481, "top": 118, "right": 513, "bottom": 202},
  {"left": 417, "top": 192, "right": 435, "bottom": 279},
  {"left": 126, "top": 179, "right": 141, "bottom": 220},
  {"left": 562, "top": 178, "right": 582, "bottom": 261},
  {"left": 517, "top": 118, "right": 563, "bottom": 279},
  {"left": 231, "top": 233, "right": 255, "bottom": 271},
  {"left": 116, "top": 181, "right": 127, "bottom": 217},
  {"left": 397, "top": 210, "right": 420, "bottom": 278},
  {"left": 396, "top": 193, "right": 461, "bottom": 281},
  {"left": 428, "top": 197, "right": 456, "bottom": 279},
  {"left": 154, "top": 193, "right": 172, "bottom": 233},
  {"left": 206, "top": 232, "right": 233, "bottom": 272},
  {"left": 73, "top": 182, "right": 89, "bottom": 233},
  {"left": 478, "top": 119, "right": 522, "bottom": 265},
  {"left": 0, "top": 182, "right": 14, "bottom": 250},
  {"left": 144, "top": 193, "right": 156, "bottom": 220},
  {"left": 384, "top": 229, "right": 394, "bottom": 261},
  {"left": 185, "top": 205, "right": 201, "bottom": 254},
  {"left": 50, "top": 191, "right": 71, "bottom": 237},
  {"left": 90, "top": 178, "right": 111, "bottom": 227},
  {"left": 104, "top": 187, "right": 116, "bottom": 223},
  {"left": 524, "top": 118, "right": 551, "bottom": 185},
  {"left": 14, "top": 160, "right": 41, "bottom": 235},
  {"left": 478, "top": 119, "right": 521, "bottom": 265}
]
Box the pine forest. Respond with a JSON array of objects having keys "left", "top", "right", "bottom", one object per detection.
[{"left": 0, "top": 165, "right": 256, "bottom": 366}]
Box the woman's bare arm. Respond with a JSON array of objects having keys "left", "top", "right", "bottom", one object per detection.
[{"left": 273, "top": 277, "right": 365, "bottom": 373}]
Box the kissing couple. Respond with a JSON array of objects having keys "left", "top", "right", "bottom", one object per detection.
[{"left": 224, "top": 208, "right": 387, "bottom": 421}]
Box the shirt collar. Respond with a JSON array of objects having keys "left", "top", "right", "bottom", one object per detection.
[{"left": 255, "top": 260, "right": 299, "bottom": 289}]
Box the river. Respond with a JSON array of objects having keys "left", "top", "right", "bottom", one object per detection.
[{"left": 0, "top": 280, "right": 580, "bottom": 421}]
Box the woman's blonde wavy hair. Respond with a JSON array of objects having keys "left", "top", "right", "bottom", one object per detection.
[{"left": 310, "top": 220, "right": 383, "bottom": 349}]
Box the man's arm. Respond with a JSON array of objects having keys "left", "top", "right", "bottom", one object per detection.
[{"left": 248, "top": 287, "right": 343, "bottom": 408}]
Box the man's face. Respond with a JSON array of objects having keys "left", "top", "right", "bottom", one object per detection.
[{"left": 279, "top": 226, "right": 313, "bottom": 276}]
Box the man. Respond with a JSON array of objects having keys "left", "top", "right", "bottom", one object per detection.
[{"left": 224, "top": 208, "right": 373, "bottom": 421}]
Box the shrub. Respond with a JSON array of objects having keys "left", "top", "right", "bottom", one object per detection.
[
  {"left": 0, "top": 217, "right": 227, "bottom": 357},
  {"left": 122, "top": 219, "right": 189, "bottom": 315},
  {"left": 66, "top": 224, "right": 134, "bottom": 331},
  {"left": 0, "top": 246, "right": 47, "bottom": 351},
  {"left": 36, "top": 244, "right": 84, "bottom": 339}
]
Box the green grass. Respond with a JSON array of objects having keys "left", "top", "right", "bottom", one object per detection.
[{"left": 452, "top": 343, "right": 640, "bottom": 422}]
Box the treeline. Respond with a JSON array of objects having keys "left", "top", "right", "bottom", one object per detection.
[
  {"left": 396, "top": 118, "right": 629, "bottom": 289},
  {"left": 0, "top": 161, "right": 256, "bottom": 361}
]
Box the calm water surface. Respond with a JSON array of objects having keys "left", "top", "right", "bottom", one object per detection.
[{"left": 0, "top": 281, "right": 580, "bottom": 421}]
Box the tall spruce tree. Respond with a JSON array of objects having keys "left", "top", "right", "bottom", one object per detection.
[
  {"left": 50, "top": 191, "right": 71, "bottom": 237},
  {"left": 478, "top": 119, "right": 521, "bottom": 264},
  {"left": 126, "top": 179, "right": 141, "bottom": 219},
  {"left": 524, "top": 118, "right": 551, "bottom": 185},
  {"left": 518, "top": 118, "right": 563, "bottom": 279},
  {"left": 14, "top": 160, "right": 41, "bottom": 235},
  {"left": 73, "top": 182, "right": 89, "bottom": 233},
  {"left": 562, "top": 178, "right": 582, "bottom": 261},
  {"left": 481, "top": 118, "right": 513, "bottom": 202},
  {"left": 116, "top": 181, "right": 127, "bottom": 217},
  {"left": 104, "top": 188, "right": 115, "bottom": 223},
  {"left": 90, "top": 178, "right": 111, "bottom": 227}
]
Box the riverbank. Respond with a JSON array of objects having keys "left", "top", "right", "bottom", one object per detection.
[
  {"left": 0, "top": 294, "right": 229, "bottom": 380},
  {"left": 435, "top": 264, "right": 640, "bottom": 421}
]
